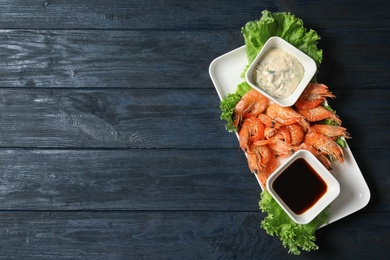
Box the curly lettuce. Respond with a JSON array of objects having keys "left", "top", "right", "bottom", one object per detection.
[
  {"left": 259, "top": 190, "right": 329, "bottom": 255},
  {"left": 242, "top": 10, "right": 323, "bottom": 67},
  {"left": 219, "top": 82, "right": 252, "bottom": 132},
  {"left": 321, "top": 104, "right": 347, "bottom": 148}
]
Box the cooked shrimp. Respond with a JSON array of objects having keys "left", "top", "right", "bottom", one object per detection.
[
  {"left": 257, "top": 155, "right": 278, "bottom": 188},
  {"left": 254, "top": 123, "right": 300, "bottom": 157},
  {"left": 266, "top": 103, "right": 310, "bottom": 131},
  {"left": 278, "top": 126, "right": 292, "bottom": 145},
  {"left": 295, "top": 83, "right": 335, "bottom": 109},
  {"left": 238, "top": 116, "right": 264, "bottom": 153},
  {"left": 253, "top": 127, "right": 292, "bottom": 149},
  {"left": 297, "top": 105, "right": 342, "bottom": 125},
  {"left": 266, "top": 135, "right": 299, "bottom": 158},
  {"left": 304, "top": 132, "right": 344, "bottom": 163},
  {"left": 299, "top": 142, "right": 332, "bottom": 170},
  {"left": 246, "top": 151, "right": 260, "bottom": 174},
  {"left": 309, "top": 124, "right": 350, "bottom": 139},
  {"left": 265, "top": 154, "right": 278, "bottom": 173},
  {"left": 246, "top": 145, "right": 271, "bottom": 174},
  {"left": 303, "top": 83, "right": 334, "bottom": 97},
  {"left": 286, "top": 123, "right": 305, "bottom": 145},
  {"left": 258, "top": 114, "right": 281, "bottom": 129},
  {"left": 259, "top": 114, "right": 280, "bottom": 139},
  {"left": 264, "top": 127, "right": 278, "bottom": 139},
  {"left": 233, "top": 89, "right": 269, "bottom": 127},
  {"left": 255, "top": 144, "right": 275, "bottom": 167},
  {"left": 256, "top": 171, "right": 271, "bottom": 189},
  {"left": 247, "top": 144, "right": 277, "bottom": 187}
]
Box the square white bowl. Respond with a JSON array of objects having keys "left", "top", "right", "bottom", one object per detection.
[
  {"left": 245, "top": 36, "right": 317, "bottom": 107},
  {"left": 266, "top": 150, "right": 340, "bottom": 224}
]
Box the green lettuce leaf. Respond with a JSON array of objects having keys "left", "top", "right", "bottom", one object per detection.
[
  {"left": 259, "top": 190, "right": 329, "bottom": 255},
  {"left": 321, "top": 104, "right": 347, "bottom": 148},
  {"left": 219, "top": 82, "right": 252, "bottom": 132},
  {"left": 241, "top": 10, "right": 323, "bottom": 68}
]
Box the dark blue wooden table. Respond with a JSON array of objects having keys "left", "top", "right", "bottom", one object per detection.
[{"left": 0, "top": 1, "right": 388, "bottom": 259}]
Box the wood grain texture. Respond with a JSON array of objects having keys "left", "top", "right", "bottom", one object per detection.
[
  {"left": 0, "top": 0, "right": 387, "bottom": 30},
  {"left": 0, "top": 211, "right": 388, "bottom": 259},
  {"left": 0, "top": 88, "right": 230, "bottom": 148},
  {"left": 0, "top": 30, "right": 242, "bottom": 89},
  {"left": 0, "top": 149, "right": 258, "bottom": 211},
  {"left": 0, "top": 0, "right": 265, "bottom": 30}
]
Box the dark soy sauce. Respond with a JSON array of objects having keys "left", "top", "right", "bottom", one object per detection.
[{"left": 272, "top": 158, "right": 328, "bottom": 215}]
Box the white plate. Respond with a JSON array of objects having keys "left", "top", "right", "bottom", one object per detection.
[{"left": 209, "top": 45, "right": 371, "bottom": 225}]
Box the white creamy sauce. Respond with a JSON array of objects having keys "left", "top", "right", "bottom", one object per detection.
[{"left": 252, "top": 48, "right": 304, "bottom": 99}]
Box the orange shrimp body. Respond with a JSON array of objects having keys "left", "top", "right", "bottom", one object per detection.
[
  {"left": 309, "top": 124, "right": 350, "bottom": 139},
  {"left": 278, "top": 126, "right": 292, "bottom": 145},
  {"left": 258, "top": 114, "right": 281, "bottom": 129},
  {"left": 259, "top": 114, "right": 280, "bottom": 139},
  {"left": 304, "top": 132, "right": 344, "bottom": 163},
  {"left": 295, "top": 98, "right": 324, "bottom": 110},
  {"left": 264, "top": 127, "right": 278, "bottom": 139},
  {"left": 233, "top": 89, "right": 269, "bottom": 127},
  {"left": 304, "top": 83, "right": 335, "bottom": 97},
  {"left": 267, "top": 138, "right": 299, "bottom": 158},
  {"left": 286, "top": 123, "right": 305, "bottom": 146},
  {"left": 295, "top": 83, "right": 336, "bottom": 109},
  {"left": 254, "top": 124, "right": 301, "bottom": 157},
  {"left": 257, "top": 155, "right": 278, "bottom": 188},
  {"left": 247, "top": 144, "right": 277, "bottom": 187},
  {"left": 266, "top": 103, "right": 310, "bottom": 131},
  {"left": 247, "top": 145, "right": 270, "bottom": 173},
  {"left": 297, "top": 105, "right": 342, "bottom": 125},
  {"left": 299, "top": 142, "right": 332, "bottom": 170},
  {"left": 238, "top": 116, "right": 264, "bottom": 153}
]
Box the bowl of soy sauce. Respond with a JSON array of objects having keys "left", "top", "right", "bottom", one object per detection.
[{"left": 266, "top": 150, "right": 340, "bottom": 224}]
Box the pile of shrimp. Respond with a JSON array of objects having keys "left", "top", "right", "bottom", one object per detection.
[{"left": 233, "top": 83, "right": 350, "bottom": 187}]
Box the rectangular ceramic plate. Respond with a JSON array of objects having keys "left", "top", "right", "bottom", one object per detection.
[{"left": 209, "top": 45, "right": 370, "bottom": 225}]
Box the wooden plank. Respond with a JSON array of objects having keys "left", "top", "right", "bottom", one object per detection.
[
  {"left": 0, "top": 211, "right": 387, "bottom": 259},
  {"left": 330, "top": 88, "right": 390, "bottom": 151},
  {"left": 0, "top": 149, "right": 258, "bottom": 211},
  {"left": 0, "top": 88, "right": 234, "bottom": 148},
  {"left": 0, "top": 29, "right": 387, "bottom": 89},
  {"left": 0, "top": 0, "right": 265, "bottom": 30},
  {"left": 0, "top": 149, "right": 384, "bottom": 211},
  {"left": 274, "top": 1, "right": 389, "bottom": 31},
  {"left": 316, "top": 29, "right": 389, "bottom": 89},
  {"left": 0, "top": 29, "right": 242, "bottom": 89},
  {"left": 0, "top": 88, "right": 388, "bottom": 150},
  {"left": 0, "top": 1, "right": 387, "bottom": 30}
]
